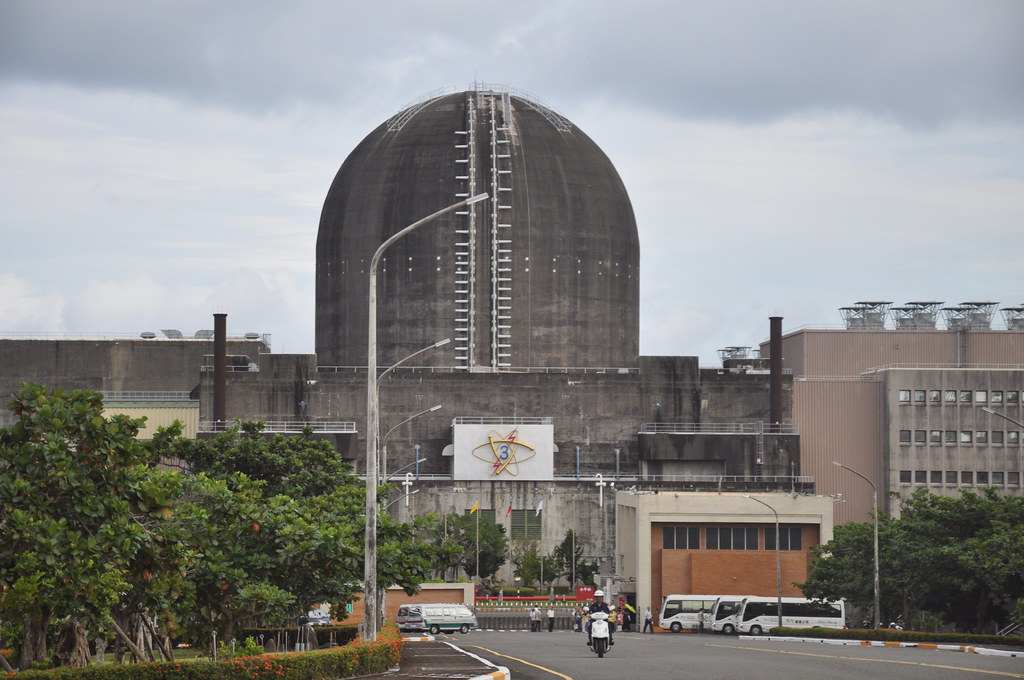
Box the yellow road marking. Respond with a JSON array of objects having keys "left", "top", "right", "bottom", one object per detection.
[
  {"left": 705, "top": 643, "right": 1024, "bottom": 678},
  {"left": 469, "top": 645, "right": 574, "bottom": 680}
]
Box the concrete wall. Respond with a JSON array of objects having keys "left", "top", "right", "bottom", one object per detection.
[{"left": 0, "top": 337, "right": 266, "bottom": 426}]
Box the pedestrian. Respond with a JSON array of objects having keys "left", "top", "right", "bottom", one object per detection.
[
  {"left": 530, "top": 606, "right": 541, "bottom": 632},
  {"left": 547, "top": 606, "right": 555, "bottom": 632},
  {"left": 643, "top": 606, "right": 654, "bottom": 633},
  {"left": 698, "top": 608, "right": 707, "bottom": 634},
  {"left": 574, "top": 607, "right": 583, "bottom": 632}
]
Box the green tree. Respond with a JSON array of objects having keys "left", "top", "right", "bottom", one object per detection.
[
  {"left": 442, "top": 512, "right": 507, "bottom": 580},
  {"left": 0, "top": 384, "right": 178, "bottom": 668}
]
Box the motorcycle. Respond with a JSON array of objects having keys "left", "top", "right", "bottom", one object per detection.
[{"left": 587, "top": 608, "right": 614, "bottom": 658}]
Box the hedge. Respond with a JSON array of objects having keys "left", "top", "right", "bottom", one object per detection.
[
  {"left": 3, "top": 626, "right": 403, "bottom": 680},
  {"left": 769, "top": 626, "right": 1024, "bottom": 648}
]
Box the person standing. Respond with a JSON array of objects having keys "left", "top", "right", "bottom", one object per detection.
[
  {"left": 643, "top": 606, "right": 654, "bottom": 633},
  {"left": 547, "top": 606, "right": 555, "bottom": 632},
  {"left": 530, "top": 606, "right": 541, "bottom": 632},
  {"left": 698, "top": 608, "right": 707, "bottom": 634}
]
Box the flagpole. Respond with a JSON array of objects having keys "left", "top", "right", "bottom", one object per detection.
[{"left": 475, "top": 502, "right": 480, "bottom": 578}]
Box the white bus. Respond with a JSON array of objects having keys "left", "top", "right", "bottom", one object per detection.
[
  {"left": 659, "top": 594, "right": 722, "bottom": 632},
  {"left": 709, "top": 595, "right": 745, "bottom": 635},
  {"left": 735, "top": 596, "right": 846, "bottom": 635}
]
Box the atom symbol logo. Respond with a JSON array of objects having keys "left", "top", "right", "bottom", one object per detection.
[{"left": 471, "top": 429, "right": 537, "bottom": 477}]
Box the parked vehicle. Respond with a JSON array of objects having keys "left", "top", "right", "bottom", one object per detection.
[
  {"left": 734, "top": 597, "right": 846, "bottom": 635},
  {"left": 710, "top": 596, "right": 745, "bottom": 635},
  {"left": 659, "top": 594, "right": 722, "bottom": 632},
  {"left": 396, "top": 603, "right": 477, "bottom": 635}
]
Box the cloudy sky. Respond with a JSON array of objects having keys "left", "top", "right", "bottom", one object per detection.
[{"left": 2, "top": 0, "right": 1022, "bottom": 365}]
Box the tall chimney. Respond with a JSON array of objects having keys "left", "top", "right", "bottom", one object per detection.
[
  {"left": 214, "top": 313, "right": 227, "bottom": 425},
  {"left": 769, "top": 316, "right": 783, "bottom": 430}
]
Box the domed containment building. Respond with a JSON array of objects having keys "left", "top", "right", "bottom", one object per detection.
[{"left": 315, "top": 88, "right": 639, "bottom": 370}]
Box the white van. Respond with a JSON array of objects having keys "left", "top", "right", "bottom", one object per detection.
[
  {"left": 710, "top": 596, "right": 745, "bottom": 634},
  {"left": 659, "top": 594, "right": 721, "bottom": 632},
  {"left": 734, "top": 596, "right": 846, "bottom": 635},
  {"left": 396, "top": 603, "right": 477, "bottom": 635}
]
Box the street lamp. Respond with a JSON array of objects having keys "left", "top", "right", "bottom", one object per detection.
[
  {"left": 364, "top": 192, "right": 488, "bottom": 641},
  {"left": 982, "top": 407, "right": 1024, "bottom": 429},
  {"left": 743, "top": 495, "right": 783, "bottom": 630},
  {"left": 832, "top": 460, "right": 880, "bottom": 629},
  {"left": 380, "top": 404, "right": 442, "bottom": 479}
]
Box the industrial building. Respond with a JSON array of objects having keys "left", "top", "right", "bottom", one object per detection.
[{"left": 7, "top": 86, "right": 1019, "bottom": 625}]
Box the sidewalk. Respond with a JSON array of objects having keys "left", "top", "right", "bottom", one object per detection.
[{"left": 357, "top": 638, "right": 509, "bottom": 680}]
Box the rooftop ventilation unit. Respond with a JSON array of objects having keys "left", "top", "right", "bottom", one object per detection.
[
  {"left": 839, "top": 301, "right": 891, "bottom": 329},
  {"left": 942, "top": 302, "right": 997, "bottom": 330},
  {"left": 890, "top": 301, "right": 943, "bottom": 330},
  {"left": 717, "top": 346, "right": 751, "bottom": 361},
  {"left": 161, "top": 329, "right": 183, "bottom": 339},
  {"left": 1001, "top": 305, "right": 1024, "bottom": 331}
]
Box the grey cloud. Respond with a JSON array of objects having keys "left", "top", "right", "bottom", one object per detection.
[{"left": 2, "top": 0, "right": 1021, "bottom": 125}]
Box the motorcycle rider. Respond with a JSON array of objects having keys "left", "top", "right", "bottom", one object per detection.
[{"left": 585, "top": 589, "right": 615, "bottom": 647}]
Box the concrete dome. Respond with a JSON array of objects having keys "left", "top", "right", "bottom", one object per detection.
[{"left": 315, "top": 86, "right": 639, "bottom": 369}]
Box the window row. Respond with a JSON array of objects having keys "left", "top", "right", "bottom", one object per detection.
[
  {"left": 897, "top": 470, "right": 1021, "bottom": 486},
  {"left": 898, "top": 389, "right": 1020, "bottom": 405},
  {"left": 899, "top": 429, "right": 1020, "bottom": 445},
  {"left": 662, "top": 525, "right": 803, "bottom": 551}
]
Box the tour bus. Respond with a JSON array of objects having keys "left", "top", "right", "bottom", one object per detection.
[
  {"left": 659, "top": 594, "right": 722, "bottom": 632},
  {"left": 734, "top": 596, "right": 846, "bottom": 635},
  {"left": 396, "top": 603, "right": 477, "bottom": 635},
  {"left": 709, "top": 595, "right": 746, "bottom": 635}
]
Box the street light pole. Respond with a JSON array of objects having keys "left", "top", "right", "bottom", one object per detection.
[
  {"left": 380, "top": 404, "right": 442, "bottom": 479},
  {"left": 364, "top": 192, "right": 488, "bottom": 641},
  {"left": 982, "top": 407, "right": 1024, "bottom": 429},
  {"left": 743, "top": 495, "right": 783, "bottom": 630},
  {"left": 832, "top": 461, "right": 880, "bottom": 629}
]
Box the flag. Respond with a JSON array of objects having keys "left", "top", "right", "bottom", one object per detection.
[
  {"left": 470, "top": 500, "right": 479, "bottom": 514},
  {"left": 505, "top": 503, "right": 513, "bottom": 518},
  {"left": 535, "top": 499, "right": 544, "bottom": 516}
]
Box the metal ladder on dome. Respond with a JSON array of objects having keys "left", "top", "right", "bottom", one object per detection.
[
  {"left": 488, "top": 92, "right": 514, "bottom": 369},
  {"left": 452, "top": 95, "right": 478, "bottom": 370}
]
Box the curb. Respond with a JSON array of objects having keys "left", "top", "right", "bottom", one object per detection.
[
  {"left": 748, "top": 635, "right": 1023, "bottom": 658},
  {"left": 441, "top": 640, "right": 511, "bottom": 680}
]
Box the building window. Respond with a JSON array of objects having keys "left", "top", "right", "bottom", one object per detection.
[
  {"left": 764, "top": 527, "right": 802, "bottom": 551},
  {"left": 976, "top": 431, "right": 988, "bottom": 444},
  {"left": 929, "top": 389, "right": 941, "bottom": 403},
  {"left": 993, "top": 471, "right": 1005, "bottom": 485},
  {"left": 899, "top": 430, "right": 912, "bottom": 443},
  {"left": 975, "top": 391, "right": 988, "bottom": 403},
  {"left": 898, "top": 390, "right": 911, "bottom": 403},
  {"left": 915, "top": 470, "right": 927, "bottom": 483},
  {"left": 991, "top": 391, "right": 1003, "bottom": 404},
  {"left": 992, "top": 430, "right": 1004, "bottom": 444},
  {"left": 960, "top": 390, "right": 972, "bottom": 403},
  {"left": 930, "top": 430, "right": 942, "bottom": 444},
  {"left": 960, "top": 431, "right": 973, "bottom": 444},
  {"left": 961, "top": 471, "right": 973, "bottom": 485},
  {"left": 899, "top": 470, "right": 911, "bottom": 483},
  {"left": 1009, "top": 431, "right": 1020, "bottom": 445},
  {"left": 1008, "top": 391, "right": 1020, "bottom": 404},
  {"left": 706, "top": 527, "right": 759, "bottom": 550},
  {"left": 1009, "top": 472, "right": 1020, "bottom": 486},
  {"left": 914, "top": 430, "right": 927, "bottom": 444},
  {"left": 946, "top": 470, "right": 958, "bottom": 484},
  {"left": 914, "top": 390, "right": 926, "bottom": 403},
  {"left": 930, "top": 470, "right": 942, "bottom": 484},
  {"left": 977, "top": 471, "right": 989, "bottom": 485},
  {"left": 945, "top": 390, "right": 957, "bottom": 403},
  {"left": 945, "top": 430, "right": 957, "bottom": 443},
  {"left": 510, "top": 509, "right": 541, "bottom": 540},
  {"left": 663, "top": 526, "right": 701, "bottom": 550}
]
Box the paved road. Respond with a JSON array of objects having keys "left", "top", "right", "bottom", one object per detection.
[{"left": 455, "top": 629, "right": 1024, "bottom": 680}]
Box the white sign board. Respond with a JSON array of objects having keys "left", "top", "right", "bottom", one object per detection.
[{"left": 453, "top": 423, "right": 554, "bottom": 481}]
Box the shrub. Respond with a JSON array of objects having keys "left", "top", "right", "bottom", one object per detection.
[{"left": 770, "top": 626, "right": 1024, "bottom": 648}]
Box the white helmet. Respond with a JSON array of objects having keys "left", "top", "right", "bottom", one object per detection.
[{"left": 594, "top": 589, "right": 605, "bottom": 597}]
